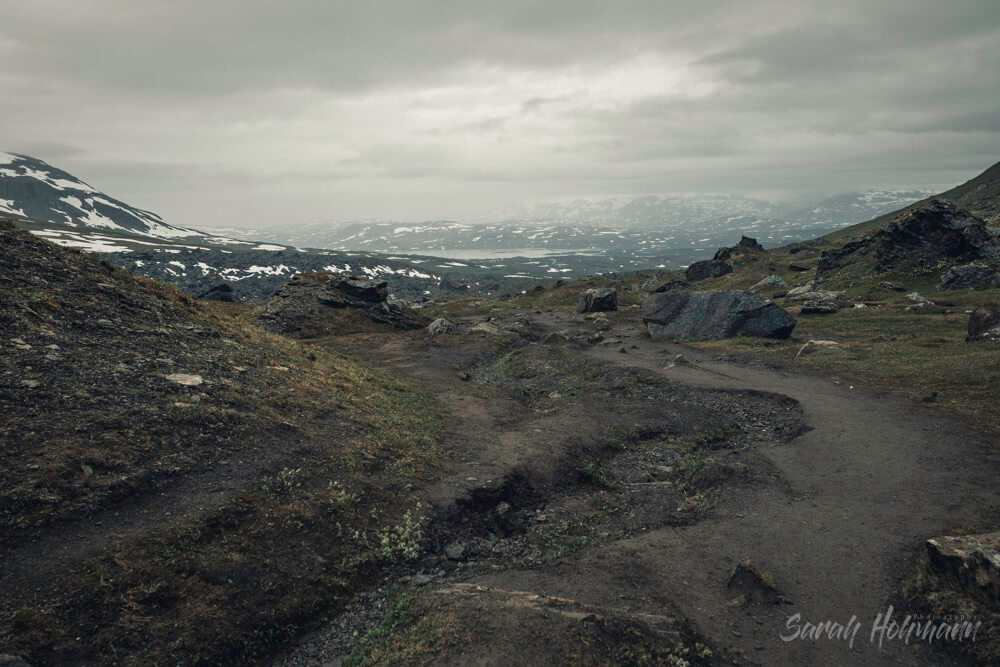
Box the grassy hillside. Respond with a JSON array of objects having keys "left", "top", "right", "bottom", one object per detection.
[{"left": 0, "top": 221, "right": 445, "bottom": 663}]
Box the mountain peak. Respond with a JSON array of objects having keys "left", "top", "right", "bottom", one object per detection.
[{"left": 0, "top": 152, "right": 204, "bottom": 239}]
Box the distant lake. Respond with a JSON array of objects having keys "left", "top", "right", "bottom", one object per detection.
[{"left": 394, "top": 248, "right": 608, "bottom": 260}]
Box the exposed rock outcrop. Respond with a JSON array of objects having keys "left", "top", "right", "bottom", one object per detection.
[
  {"left": 577, "top": 288, "right": 618, "bottom": 313},
  {"left": 714, "top": 235, "right": 765, "bottom": 261},
  {"left": 642, "top": 291, "right": 796, "bottom": 340},
  {"left": 818, "top": 200, "right": 1000, "bottom": 279},
  {"left": 259, "top": 273, "right": 429, "bottom": 336}
]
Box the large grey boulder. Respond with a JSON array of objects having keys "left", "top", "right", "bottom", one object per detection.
[
  {"left": 577, "top": 288, "right": 618, "bottom": 313},
  {"left": 685, "top": 259, "right": 732, "bottom": 282},
  {"left": 642, "top": 291, "right": 796, "bottom": 340},
  {"left": 939, "top": 262, "right": 1000, "bottom": 290}
]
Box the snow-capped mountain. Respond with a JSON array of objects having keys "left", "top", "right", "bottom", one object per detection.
[
  {"left": 784, "top": 190, "right": 936, "bottom": 229},
  {"left": 0, "top": 151, "right": 208, "bottom": 240}
]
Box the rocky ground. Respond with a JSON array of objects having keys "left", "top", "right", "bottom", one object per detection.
[{"left": 4, "top": 219, "right": 1000, "bottom": 665}]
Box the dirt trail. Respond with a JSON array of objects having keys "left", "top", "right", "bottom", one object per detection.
[
  {"left": 573, "top": 318, "right": 1000, "bottom": 664},
  {"left": 309, "top": 314, "right": 999, "bottom": 665}
]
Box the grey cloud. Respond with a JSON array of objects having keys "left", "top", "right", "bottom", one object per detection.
[{"left": 0, "top": 0, "right": 998, "bottom": 228}]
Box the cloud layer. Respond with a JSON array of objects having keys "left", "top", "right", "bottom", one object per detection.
[{"left": 2, "top": 0, "right": 998, "bottom": 227}]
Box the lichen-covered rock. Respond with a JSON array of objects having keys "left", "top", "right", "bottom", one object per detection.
[{"left": 642, "top": 291, "right": 796, "bottom": 340}]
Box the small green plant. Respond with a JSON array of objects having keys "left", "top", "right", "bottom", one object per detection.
[
  {"left": 580, "top": 461, "right": 615, "bottom": 489},
  {"left": 379, "top": 505, "right": 426, "bottom": 561}
]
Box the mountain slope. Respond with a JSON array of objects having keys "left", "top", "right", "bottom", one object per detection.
[
  {"left": 0, "top": 152, "right": 209, "bottom": 239},
  {"left": 826, "top": 160, "right": 1000, "bottom": 241}
]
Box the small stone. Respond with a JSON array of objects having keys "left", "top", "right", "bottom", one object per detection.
[
  {"left": 445, "top": 542, "right": 466, "bottom": 561},
  {"left": 411, "top": 574, "right": 433, "bottom": 585},
  {"left": 20, "top": 379, "right": 40, "bottom": 388},
  {"left": 166, "top": 373, "right": 204, "bottom": 386},
  {"left": 81, "top": 464, "right": 94, "bottom": 477},
  {"left": 45, "top": 344, "right": 60, "bottom": 350}
]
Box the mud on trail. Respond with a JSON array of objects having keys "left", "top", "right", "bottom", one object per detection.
[{"left": 281, "top": 306, "right": 999, "bottom": 666}]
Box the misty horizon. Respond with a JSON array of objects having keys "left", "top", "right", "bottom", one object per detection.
[{"left": 2, "top": 1, "right": 998, "bottom": 230}]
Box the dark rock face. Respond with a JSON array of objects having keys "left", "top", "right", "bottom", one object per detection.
[
  {"left": 259, "top": 273, "right": 429, "bottom": 335},
  {"left": 939, "top": 263, "right": 1000, "bottom": 290},
  {"left": 685, "top": 259, "right": 733, "bottom": 282},
  {"left": 713, "top": 235, "right": 764, "bottom": 261},
  {"left": 327, "top": 277, "right": 388, "bottom": 303},
  {"left": 197, "top": 283, "right": 236, "bottom": 302},
  {"left": 577, "top": 288, "right": 618, "bottom": 313},
  {"left": 642, "top": 291, "right": 796, "bottom": 340},
  {"left": 818, "top": 200, "right": 1000, "bottom": 279},
  {"left": 967, "top": 306, "right": 1000, "bottom": 342}
]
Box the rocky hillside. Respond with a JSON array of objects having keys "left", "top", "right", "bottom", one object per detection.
[{"left": 826, "top": 160, "right": 1000, "bottom": 240}]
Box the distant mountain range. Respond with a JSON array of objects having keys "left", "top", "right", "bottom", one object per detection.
[
  {"left": 220, "top": 190, "right": 934, "bottom": 257},
  {"left": 0, "top": 151, "right": 946, "bottom": 301}
]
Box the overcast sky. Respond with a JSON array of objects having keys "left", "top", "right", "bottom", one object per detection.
[{"left": 2, "top": 0, "right": 999, "bottom": 229}]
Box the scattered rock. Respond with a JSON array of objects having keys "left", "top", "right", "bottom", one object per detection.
[
  {"left": 666, "top": 353, "right": 689, "bottom": 368},
  {"left": 642, "top": 291, "right": 796, "bottom": 340},
  {"left": 445, "top": 542, "right": 466, "bottom": 561},
  {"left": 966, "top": 306, "right": 1000, "bottom": 342},
  {"left": 879, "top": 281, "right": 908, "bottom": 292},
  {"left": 795, "top": 340, "right": 840, "bottom": 359},
  {"left": 800, "top": 300, "right": 838, "bottom": 315},
  {"left": 685, "top": 259, "right": 732, "bottom": 282},
  {"left": 750, "top": 275, "right": 788, "bottom": 291},
  {"left": 472, "top": 322, "right": 502, "bottom": 335},
  {"left": 906, "top": 292, "right": 933, "bottom": 306},
  {"left": 785, "top": 284, "right": 814, "bottom": 297},
  {"left": 166, "top": 373, "right": 204, "bottom": 386},
  {"left": 427, "top": 318, "right": 457, "bottom": 335},
  {"left": 926, "top": 531, "right": 1000, "bottom": 604},
  {"left": 411, "top": 574, "right": 433, "bottom": 585},
  {"left": 577, "top": 288, "right": 618, "bottom": 313},
  {"left": 939, "top": 262, "right": 1000, "bottom": 290},
  {"left": 20, "top": 379, "right": 40, "bottom": 388},
  {"left": 788, "top": 262, "right": 811, "bottom": 272},
  {"left": 770, "top": 290, "right": 788, "bottom": 299},
  {"left": 788, "top": 290, "right": 838, "bottom": 304}
]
